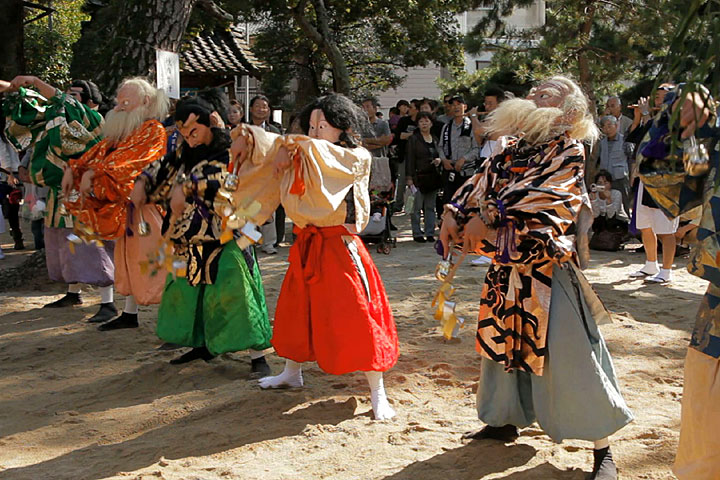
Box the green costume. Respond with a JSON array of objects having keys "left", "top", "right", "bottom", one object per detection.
[
  {"left": 157, "top": 242, "right": 272, "bottom": 355},
  {"left": 2, "top": 87, "right": 104, "bottom": 228},
  {"left": 142, "top": 128, "right": 272, "bottom": 355}
]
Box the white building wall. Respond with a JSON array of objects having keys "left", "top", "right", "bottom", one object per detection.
[
  {"left": 375, "top": 65, "right": 448, "bottom": 111},
  {"left": 377, "top": 1, "right": 545, "bottom": 110}
]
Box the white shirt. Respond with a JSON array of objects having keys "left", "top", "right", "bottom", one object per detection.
[
  {"left": 0, "top": 140, "right": 20, "bottom": 180},
  {"left": 591, "top": 189, "right": 627, "bottom": 220}
]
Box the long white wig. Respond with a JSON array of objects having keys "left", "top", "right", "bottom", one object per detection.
[{"left": 485, "top": 76, "right": 599, "bottom": 145}]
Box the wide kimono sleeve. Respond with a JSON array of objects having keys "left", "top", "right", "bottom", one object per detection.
[
  {"left": 91, "top": 121, "right": 166, "bottom": 203},
  {"left": 3, "top": 87, "right": 104, "bottom": 189},
  {"left": 447, "top": 137, "right": 588, "bottom": 264},
  {"left": 141, "top": 149, "right": 182, "bottom": 205},
  {"left": 169, "top": 154, "right": 229, "bottom": 248},
  {"left": 279, "top": 135, "right": 371, "bottom": 232},
  {"left": 228, "top": 124, "right": 283, "bottom": 226}
]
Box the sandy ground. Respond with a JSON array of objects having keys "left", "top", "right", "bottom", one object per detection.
[{"left": 0, "top": 214, "right": 706, "bottom": 480}]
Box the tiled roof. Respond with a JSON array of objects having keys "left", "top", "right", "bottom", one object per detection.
[{"left": 181, "top": 24, "right": 267, "bottom": 77}]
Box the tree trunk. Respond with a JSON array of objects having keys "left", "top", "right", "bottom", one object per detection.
[
  {"left": 578, "top": 0, "right": 596, "bottom": 116},
  {"left": 294, "top": 46, "right": 321, "bottom": 108},
  {"left": 0, "top": 0, "right": 25, "bottom": 80},
  {"left": 75, "top": 0, "right": 197, "bottom": 95},
  {"left": 292, "top": 0, "right": 351, "bottom": 95}
]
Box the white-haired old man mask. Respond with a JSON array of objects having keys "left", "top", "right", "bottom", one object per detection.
[
  {"left": 484, "top": 76, "right": 598, "bottom": 146},
  {"left": 103, "top": 78, "right": 170, "bottom": 144}
]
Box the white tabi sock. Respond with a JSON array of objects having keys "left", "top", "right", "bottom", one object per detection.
[
  {"left": 644, "top": 260, "right": 659, "bottom": 274},
  {"left": 100, "top": 286, "right": 114, "bottom": 304},
  {"left": 364, "top": 371, "right": 396, "bottom": 420},
  {"left": 594, "top": 438, "right": 610, "bottom": 450},
  {"left": 67, "top": 284, "right": 81, "bottom": 294},
  {"left": 258, "top": 359, "right": 303, "bottom": 388},
  {"left": 124, "top": 295, "right": 138, "bottom": 315}
]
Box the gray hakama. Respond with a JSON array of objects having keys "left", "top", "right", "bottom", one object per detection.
[{"left": 476, "top": 264, "right": 633, "bottom": 442}]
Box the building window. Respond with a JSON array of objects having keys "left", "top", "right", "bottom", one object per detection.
[{"left": 475, "top": 60, "right": 491, "bottom": 71}]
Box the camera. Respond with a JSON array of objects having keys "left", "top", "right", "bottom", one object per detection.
[{"left": 590, "top": 184, "right": 605, "bottom": 193}]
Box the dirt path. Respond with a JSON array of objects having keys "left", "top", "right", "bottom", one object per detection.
[{"left": 0, "top": 215, "right": 703, "bottom": 479}]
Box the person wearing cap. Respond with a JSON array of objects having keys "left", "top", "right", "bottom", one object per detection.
[{"left": 439, "top": 95, "right": 480, "bottom": 206}]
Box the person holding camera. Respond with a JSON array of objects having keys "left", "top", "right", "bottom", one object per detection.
[{"left": 589, "top": 170, "right": 628, "bottom": 251}]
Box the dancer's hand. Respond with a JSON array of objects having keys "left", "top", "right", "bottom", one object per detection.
[
  {"left": 130, "top": 179, "right": 147, "bottom": 209},
  {"left": 439, "top": 212, "right": 460, "bottom": 259},
  {"left": 675, "top": 91, "right": 712, "bottom": 139},
  {"left": 61, "top": 166, "right": 74, "bottom": 198},
  {"left": 463, "top": 216, "right": 488, "bottom": 254},
  {"left": 273, "top": 146, "right": 291, "bottom": 177},
  {"left": 0, "top": 80, "right": 11, "bottom": 93},
  {"left": 9, "top": 75, "right": 37, "bottom": 91},
  {"left": 79, "top": 169, "right": 95, "bottom": 196},
  {"left": 230, "top": 132, "right": 249, "bottom": 166},
  {"left": 209, "top": 111, "right": 225, "bottom": 129}
]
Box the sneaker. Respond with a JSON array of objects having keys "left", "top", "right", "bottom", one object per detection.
[
  {"left": 426, "top": 236, "right": 435, "bottom": 242},
  {"left": 262, "top": 246, "right": 278, "bottom": 255},
  {"left": 413, "top": 236, "right": 426, "bottom": 243}
]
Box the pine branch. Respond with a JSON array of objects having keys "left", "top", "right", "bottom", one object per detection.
[{"left": 196, "top": 0, "right": 234, "bottom": 22}]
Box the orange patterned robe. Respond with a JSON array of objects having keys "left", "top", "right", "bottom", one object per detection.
[
  {"left": 447, "top": 135, "right": 592, "bottom": 376},
  {"left": 67, "top": 119, "right": 167, "bottom": 239},
  {"left": 66, "top": 119, "right": 167, "bottom": 304}
]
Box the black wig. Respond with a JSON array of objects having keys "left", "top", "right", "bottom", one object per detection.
[
  {"left": 296, "top": 94, "right": 372, "bottom": 148},
  {"left": 174, "top": 88, "right": 230, "bottom": 126}
]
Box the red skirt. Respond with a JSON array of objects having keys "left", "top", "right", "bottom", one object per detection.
[{"left": 273, "top": 225, "right": 398, "bottom": 375}]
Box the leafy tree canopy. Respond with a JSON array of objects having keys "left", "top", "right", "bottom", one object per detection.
[
  {"left": 25, "top": 0, "right": 89, "bottom": 87},
  {"left": 459, "top": 0, "right": 686, "bottom": 112}
]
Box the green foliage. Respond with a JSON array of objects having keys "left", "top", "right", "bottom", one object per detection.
[
  {"left": 438, "top": 63, "right": 533, "bottom": 107},
  {"left": 462, "top": 0, "right": 685, "bottom": 106},
  {"left": 228, "top": 0, "right": 485, "bottom": 110},
  {"left": 662, "top": 0, "right": 720, "bottom": 94},
  {"left": 25, "top": 0, "right": 89, "bottom": 87}
]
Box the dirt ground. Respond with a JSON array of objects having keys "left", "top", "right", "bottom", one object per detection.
[{"left": 0, "top": 214, "right": 705, "bottom": 479}]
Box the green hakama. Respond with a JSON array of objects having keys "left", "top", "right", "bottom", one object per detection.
[{"left": 156, "top": 241, "right": 272, "bottom": 355}]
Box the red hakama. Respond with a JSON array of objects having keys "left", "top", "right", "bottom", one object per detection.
[{"left": 273, "top": 225, "right": 398, "bottom": 375}]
